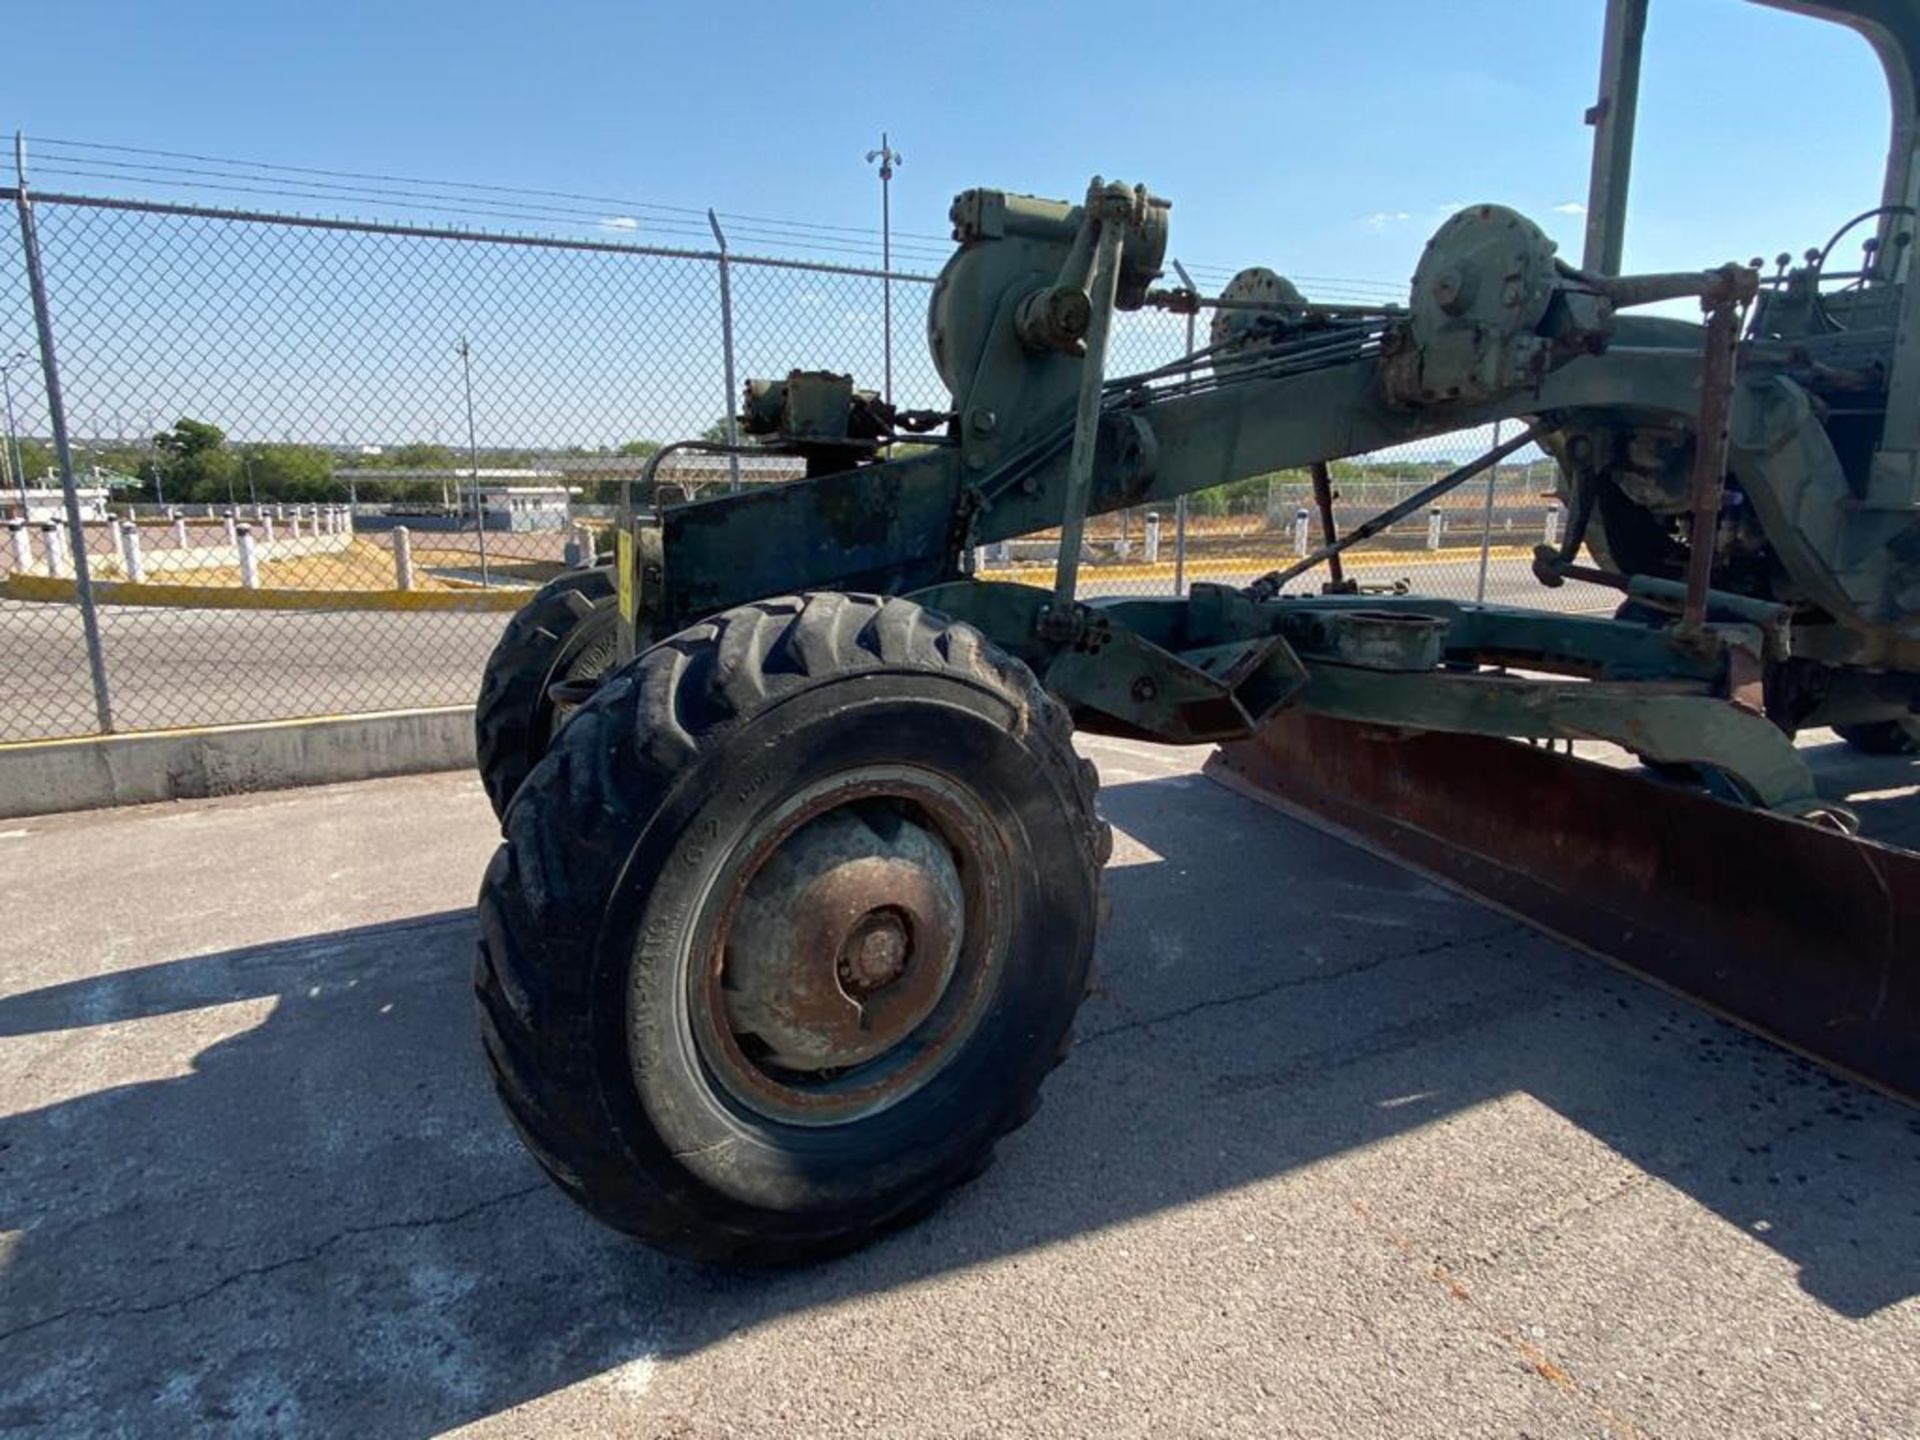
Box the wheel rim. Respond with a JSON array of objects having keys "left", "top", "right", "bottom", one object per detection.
[{"left": 679, "top": 766, "right": 1010, "bottom": 1128}]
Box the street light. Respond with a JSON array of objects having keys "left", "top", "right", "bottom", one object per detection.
[
  {"left": 0, "top": 351, "right": 30, "bottom": 517},
  {"left": 864, "top": 133, "right": 902, "bottom": 410}
]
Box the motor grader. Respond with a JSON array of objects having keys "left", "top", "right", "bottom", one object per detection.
[{"left": 472, "top": 0, "right": 1918, "bottom": 1265}]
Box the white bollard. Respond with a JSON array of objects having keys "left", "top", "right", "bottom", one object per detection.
[
  {"left": 40, "top": 521, "right": 65, "bottom": 578},
  {"left": 1293, "top": 507, "right": 1310, "bottom": 558},
  {"left": 236, "top": 524, "right": 260, "bottom": 589},
  {"left": 1427, "top": 507, "right": 1445, "bottom": 550},
  {"left": 1144, "top": 511, "right": 1161, "bottom": 566},
  {"left": 8, "top": 520, "right": 28, "bottom": 573},
  {"left": 171, "top": 515, "right": 188, "bottom": 548},
  {"left": 223, "top": 509, "right": 238, "bottom": 546},
  {"left": 343, "top": 505, "right": 355, "bottom": 536},
  {"left": 119, "top": 520, "right": 145, "bottom": 582},
  {"left": 262, "top": 515, "right": 275, "bottom": 544},
  {"left": 393, "top": 525, "right": 414, "bottom": 591},
  {"left": 1544, "top": 502, "right": 1562, "bottom": 549},
  {"left": 290, "top": 511, "right": 303, "bottom": 540}
]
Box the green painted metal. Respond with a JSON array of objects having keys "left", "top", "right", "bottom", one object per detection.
[{"left": 612, "top": 0, "right": 1920, "bottom": 825}]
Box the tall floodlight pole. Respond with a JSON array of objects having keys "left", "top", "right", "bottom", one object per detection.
[
  {"left": 458, "top": 336, "right": 490, "bottom": 587},
  {"left": 0, "top": 351, "right": 26, "bottom": 514},
  {"left": 865, "top": 133, "right": 902, "bottom": 409}
]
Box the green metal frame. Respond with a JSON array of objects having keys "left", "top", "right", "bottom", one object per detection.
[{"left": 606, "top": 4, "right": 1920, "bottom": 829}]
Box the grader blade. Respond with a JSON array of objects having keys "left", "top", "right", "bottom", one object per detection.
[{"left": 1210, "top": 712, "right": 1920, "bottom": 1103}]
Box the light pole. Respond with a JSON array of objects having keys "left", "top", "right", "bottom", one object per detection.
[
  {"left": 865, "top": 133, "right": 902, "bottom": 410},
  {"left": 458, "top": 336, "right": 490, "bottom": 587},
  {"left": 1, "top": 351, "right": 28, "bottom": 516}
]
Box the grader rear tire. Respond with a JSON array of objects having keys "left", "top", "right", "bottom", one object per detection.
[
  {"left": 474, "top": 592, "right": 1108, "bottom": 1266},
  {"left": 474, "top": 566, "right": 619, "bottom": 819},
  {"left": 1835, "top": 717, "right": 1920, "bottom": 755}
]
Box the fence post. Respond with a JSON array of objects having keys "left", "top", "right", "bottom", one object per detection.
[
  {"left": 1293, "top": 507, "right": 1310, "bottom": 557},
  {"left": 393, "top": 525, "right": 414, "bottom": 591},
  {"left": 38, "top": 520, "right": 62, "bottom": 576},
  {"left": 1544, "top": 501, "right": 1563, "bottom": 549},
  {"left": 119, "top": 519, "right": 143, "bottom": 582},
  {"left": 14, "top": 135, "right": 113, "bottom": 731},
  {"left": 236, "top": 524, "right": 259, "bottom": 588},
  {"left": 7, "top": 518, "right": 27, "bottom": 571},
  {"left": 1427, "top": 507, "right": 1444, "bottom": 550},
  {"left": 262, "top": 514, "right": 274, "bottom": 544},
  {"left": 1171, "top": 259, "right": 1200, "bottom": 597},
  {"left": 1144, "top": 511, "right": 1160, "bottom": 566},
  {"left": 1475, "top": 419, "right": 1503, "bottom": 603},
  {"left": 708, "top": 211, "right": 742, "bottom": 493}
]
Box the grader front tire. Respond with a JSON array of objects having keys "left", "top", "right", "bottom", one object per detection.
[
  {"left": 474, "top": 566, "right": 619, "bottom": 819},
  {"left": 474, "top": 592, "right": 1108, "bottom": 1266}
]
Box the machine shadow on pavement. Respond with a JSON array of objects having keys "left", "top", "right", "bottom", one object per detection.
[{"left": 0, "top": 762, "right": 1914, "bottom": 1436}]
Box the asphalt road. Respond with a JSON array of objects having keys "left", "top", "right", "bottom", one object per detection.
[
  {"left": 0, "top": 736, "right": 1913, "bottom": 1437},
  {"left": 0, "top": 553, "right": 1612, "bottom": 740}
]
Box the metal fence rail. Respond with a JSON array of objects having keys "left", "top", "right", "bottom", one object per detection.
[{"left": 0, "top": 176, "right": 1608, "bottom": 745}]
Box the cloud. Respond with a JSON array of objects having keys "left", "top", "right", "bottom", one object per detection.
[
  {"left": 1362, "top": 211, "right": 1413, "bottom": 231},
  {"left": 599, "top": 216, "right": 641, "bottom": 231},
  {"left": 1551, "top": 202, "right": 1587, "bottom": 217}
]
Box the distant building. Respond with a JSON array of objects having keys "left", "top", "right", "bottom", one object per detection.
[
  {"left": 12, "top": 486, "right": 110, "bottom": 522},
  {"left": 463, "top": 483, "right": 572, "bottom": 532}
]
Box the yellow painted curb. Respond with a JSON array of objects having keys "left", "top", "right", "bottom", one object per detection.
[{"left": 2, "top": 573, "right": 533, "bottom": 613}]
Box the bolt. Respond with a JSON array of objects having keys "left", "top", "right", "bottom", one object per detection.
[{"left": 838, "top": 915, "right": 909, "bottom": 995}]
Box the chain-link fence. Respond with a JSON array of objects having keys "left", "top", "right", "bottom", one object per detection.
[{"left": 0, "top": 181, "right": 1612, "bottom": 744}]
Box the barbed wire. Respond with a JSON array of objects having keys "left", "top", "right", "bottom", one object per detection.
[{"left": 20, "top": 132, "right": 1412, "bottom": 301}]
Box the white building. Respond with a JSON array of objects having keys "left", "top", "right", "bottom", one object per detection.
[
  {"left": 12, "top": 486, "right": 110, "bottom": 523},
  {"left": 463, "top": 483, "right": 573, "bottom": 532}
]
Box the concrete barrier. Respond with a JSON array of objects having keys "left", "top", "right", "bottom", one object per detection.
[
  {"left": 237, "top": 525, "right": 260, "bottom": 588},
  {"left": 0, "top": 705, "right": 479, "bottom": 819},
  {"left": 119, "top": 521, "right": 144, "bottom": 583}
]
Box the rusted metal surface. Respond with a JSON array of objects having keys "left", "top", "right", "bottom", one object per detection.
[
  {"left": 724, "top": 807, "right": 964, "bottom": 1072},
  {"left": 1308, "top": 461, "right": 1346, "bottom": 589},
  {"left": 690, "top": 773, "right": 1008, "bottom": 1127},
  {"left": 1211, "top": 711, "right": 1919, "bottom": 1102},
  {"left": 1680, "top": 272, "right": 1755, "bottom": 633}
]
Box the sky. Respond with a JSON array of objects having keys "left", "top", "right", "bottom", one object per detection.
[{"left": 3, "top": 0, "right": 1901, "bottom": 289}]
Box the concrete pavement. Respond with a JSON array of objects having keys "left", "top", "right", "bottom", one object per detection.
[{"left": 0, "top": 738, "right": 1914, "bottom": 1437}]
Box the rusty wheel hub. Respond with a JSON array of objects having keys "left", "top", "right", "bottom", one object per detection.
[{"left": 722, "top": 806, "right": 965, "bottom": 1074}]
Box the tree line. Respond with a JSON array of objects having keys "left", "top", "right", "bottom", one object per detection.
[{"left": 3, "top": 418, "right": 668, "bottom": 506}]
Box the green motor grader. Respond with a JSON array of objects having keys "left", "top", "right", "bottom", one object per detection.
[{"left": 472, "top": 0, "right": 1919, "bottom": 1264}]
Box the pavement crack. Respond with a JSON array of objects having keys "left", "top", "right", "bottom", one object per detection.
[
  {"left": 0, "top": 1180, "right": 546, "bottom": 1351},
  {"left": 1077, "top": 921, "right": 1523, "bottom": 1047}
]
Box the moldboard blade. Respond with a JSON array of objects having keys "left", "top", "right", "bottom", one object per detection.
[{"left": 1209, "top": 711, "right": 1919, "bottom": 1103}]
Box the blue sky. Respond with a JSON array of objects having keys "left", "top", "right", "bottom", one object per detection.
[{"left": 5, "top": 0, "right": 1900, "bottom": 288}]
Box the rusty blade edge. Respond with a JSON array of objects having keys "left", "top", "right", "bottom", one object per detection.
[{"left": 1207, "top": 711, "right": 1919, "bottom": 1108}]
